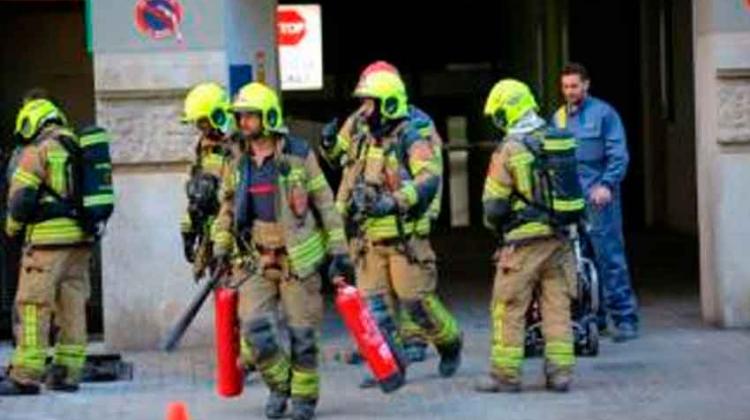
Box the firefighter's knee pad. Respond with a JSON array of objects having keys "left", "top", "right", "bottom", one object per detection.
[
  {"left": 402, "top": 298, "right": 436, "bottom": 332},
  {"left": 245, "top": 316, "right": 279, "bottom": 362},
  {"left": 289, "top": 327, "right": 318, "bottom": 370}
]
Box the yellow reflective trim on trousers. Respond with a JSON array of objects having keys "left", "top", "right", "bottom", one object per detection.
[
  {"left": 291, "top": 369, "right": 320, "bottom": 398},
  {"left": 512, "top": 200, "right": 527, "bottom": 211},
  {"left": 483, "top": 178, "right": 512, "bottom": 199},
  {"left": 283, "top": 167, "right": 307, "bottom": 184},
  {"left": 399, "top": 183, "right": 418, "bottom": 207},
  {"left": 490, "top": 302, "right": 524, "bottom": 370},
  {"left": 545, "top": 341, "right": 575, "bottom": 367},
  {"left": 552, "top": 198, "right": 585, "bottom": 212},
  {"left": 328, "top": 227, "right": 345, "bottom": 245},
  {"left": 213, "top": 230, "right": 233, "bottom": 249},
  {"left": 543, "top": 138, "right": 576, "bottom": 151},
  {"left": 54, "top": 344, "right": 87, "bottom": 371},
  {"left": 306, "top": 174, "right": 328, "bottom": 192},
  {"left": 80, "top": 131, "right": 108, "bottom": 147},
  {"left": 84, "top": 194, "right": 115, "bottom": 207},
  {"left": 335, "top": 200, "right": 347, "bottom": 216},
  {"left": 25, "top": 305, "right": 38, "bottom": 348},
  {"left": 424, "top": 294, "right": 460, "bottom": 346},
  {"left": 260, "top": 354, "right": 291, "bottom": 390},
  {"left": 13, "top": 169, "right": 41, "bottom": 188},
  {"left": 505, "top": 222, "right": 553, "bottom": 242}
]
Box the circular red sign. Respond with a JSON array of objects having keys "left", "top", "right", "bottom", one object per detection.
[
  {"left": 277, "top": 9, "right": 307, "bottom": 46},
  {"left": 134, "top": 0, "right": 184, "bottom": 41}
]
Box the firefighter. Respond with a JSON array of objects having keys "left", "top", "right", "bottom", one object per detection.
[
  {"left": 0, "top": 97, "right": 95, "bottom": 395},
  {"left": 179, "top": 82, "right": 256, "bottom": 370},
  {"left": 321, "top": 67, "right": 462, "bottom": 382},
  {"left": 212, "top": 82, "right": 352, "bottom": 420},
  {"left": 321, "top": 61, "right": 444, "bottom": 363},
  {"left": 474, "top": 79, "right": 581, "bottom": 393}
]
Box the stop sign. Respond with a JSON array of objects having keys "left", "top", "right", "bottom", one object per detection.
[{"left": 278, "top": 9, "right": 307, "bottom": 46}]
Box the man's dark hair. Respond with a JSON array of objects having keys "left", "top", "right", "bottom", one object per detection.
[{"left": 561, "top": 62, "right": 590, "bottom": 81}]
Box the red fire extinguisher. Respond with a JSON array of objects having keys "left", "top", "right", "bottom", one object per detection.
[
  {"left": 214, "top": 286, "right": 243, "bottom": 397},
  {"left": 335, "top": 283, "right": 405, "bottom": 393}
]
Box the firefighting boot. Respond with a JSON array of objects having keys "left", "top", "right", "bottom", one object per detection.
[
  {"left": 291, "top": 398, "right": 317, "bottom": 420},
  {"left": 0, "top": 376, "right": 40, "bottom": 396},
  {"left": 473, "top": 374, "right": 521, "bottom": 393},
  {"left": 46, "top": 365, "right": 79, "bottom": 392},
  {"left": 265, "top": 391, "right": 289, "bottom": 419},
  {"left": 437, "top": 335, "right": 463, "bottom": 378},
  {"left": 545, "top": 362, "right": 573, "bottom": 393}
]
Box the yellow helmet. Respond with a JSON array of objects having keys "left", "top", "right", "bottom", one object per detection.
[
  {"left": 14, "top": 99, "right": 67, "bottom": 141},
  {"left": 231, "top": 82, "right": 284, "bottom": 135},
  {"left": 353, "top": 70, "right": 409, "bottom": 120},
  {"left": 182, "top": 82, "right": 233, "bottom": 134},
  {"left": 483, "top": 79, "right": 538, "bottom": 131}
]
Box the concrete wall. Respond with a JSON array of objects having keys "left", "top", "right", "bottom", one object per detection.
[
  {"left": 694, "top": 0, "right": 750, "bottom": 326},
  {"left": 92, "top": 0, "right": 278, "bottom": 350}
]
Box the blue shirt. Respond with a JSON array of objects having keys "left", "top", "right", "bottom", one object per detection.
[{"left": 551, "top": 96, "right": 629, "bottom": 193}]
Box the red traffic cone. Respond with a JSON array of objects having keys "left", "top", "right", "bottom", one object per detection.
[{"left": 166, "top": 401, "right": 190, "bottom": 420}]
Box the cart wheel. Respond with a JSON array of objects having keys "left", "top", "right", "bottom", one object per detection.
[{"left": 583, "top": 322, "right": 599, "bottom": 357}]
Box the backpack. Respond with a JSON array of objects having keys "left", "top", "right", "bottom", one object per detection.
[
  {"left": 518, "top": 128, "right": 585, "bottom": 227},
  {"left": 53, "top": 126, "right": 115, "bottom": 236}
]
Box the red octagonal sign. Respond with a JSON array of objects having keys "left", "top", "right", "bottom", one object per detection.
[{"left": 278, "top": 9, "right": 307, "bottom": 46}]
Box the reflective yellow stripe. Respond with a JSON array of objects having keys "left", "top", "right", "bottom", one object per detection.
[
  {"left": 84, "top": 194, "right": 115, "bottom": 207},
  {"left": 415, "top": 217, "right": 430, "bottom": 235},
  {"left": 54, "top": 344, "right": 87, "bottom": 372},
  {"left": 213, "top": 230, "right": 233, "bottom": 249},
  {"left": 543, "top": 138, "right": 576, "bottom": 151},
  {"left": 483, "top": 178, "right": 512, "bottom": 199},
  {"left": 306, "top": 174, "right": 328, "bottom": 192},
  {"left": 291, "top": 369, "right": 320, "bottom": 398},
  {"left": 552, "top": 198, "right": 585, "bottom": 212},
  {"left": 328, "top": 227, "right": 345, "bottom": 245},
  {"left": 399, "top": 183, "right": 418, "bottom": 207},
  {"left": 335, "top": 200, "right": 347, "bottom": 216},
  {"left": 29, "top": 218, "right": 86, "bottom": 244},
  {"left": 491, "top": 301, "right": 524, "bottom": 370},
  {"left": 508, "top": 151, "right": 533, "bottom": 196},
  {"left": 555, "top": 107, "right": 567, "bottom": 129},
  {"left": 505, "top": 222, "right": 553, "bottom": 241},
  {"left": 289, "top": 231, "right": 326, "bottom": 273},
  {"left": 48, "top": 150, "right": 68, "bottom": 194},
  {"left": 284, "top": 167, "right": 307, "bottom": 184},
  {"left": 545, "top": 341, "right": 575, "bottom": 367},
  {"left": 366, "top": 146, "right": 384, "bottom": 160},
  {"left": 80, "top": 131, "right": 108, "bottom": 147},
  {"left": 13, "top": 169, "right": 41, "bottom": 188},
  {"left": 6, "top": 216, "right": 24, "bottom": 237},
  {"left": 180, "top": 213, "right": 193, "bottom": 232},
  {"left": 25, "top": 304, "right": 38, "bottom": 348},
  {"left": 334, "top": 133, "right": 351, "bottom": 156}
]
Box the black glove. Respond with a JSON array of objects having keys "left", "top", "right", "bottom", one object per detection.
[
  {"left": 182, "top": 232, "right": 196, "bottom": 263},
  {"left": 328, "top": 254, "right": 355, "bottom": 285},
  {"left": 320, "top": 118, "right": 339, "bottom": 152}
]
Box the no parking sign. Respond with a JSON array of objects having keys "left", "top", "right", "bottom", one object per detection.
[{"left": 134, "top": 0, "right": 184, "bottom": 43}]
